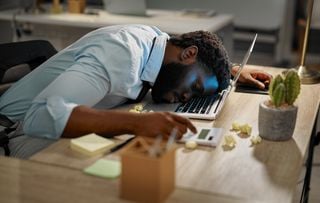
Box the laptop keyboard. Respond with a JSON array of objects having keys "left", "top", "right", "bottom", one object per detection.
[{"left": 175, "top": 94, "right": 220, "bottom": 115}]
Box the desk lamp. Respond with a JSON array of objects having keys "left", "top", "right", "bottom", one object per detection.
[{"left": 296, "top": 0, "right": 320, "bottom": 84}]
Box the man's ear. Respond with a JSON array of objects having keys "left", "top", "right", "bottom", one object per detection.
[{"left": 180, "top": 45, "right": 198, "bottom": 64}]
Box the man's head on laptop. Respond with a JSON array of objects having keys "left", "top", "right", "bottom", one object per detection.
[{"left": 152, "top": 31, "right": 231, "bottom": 103}]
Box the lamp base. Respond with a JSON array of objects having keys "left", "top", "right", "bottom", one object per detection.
[{"left": 296, "top": 65, "right": 320, "bottom": 84}]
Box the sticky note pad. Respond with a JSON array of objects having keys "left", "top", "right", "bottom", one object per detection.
[
  {"left": 84, "top": 159, "right": 121, "bottom": 179},
  {"left": 70, "top": 133, "right": 115, "bottom": 156}
]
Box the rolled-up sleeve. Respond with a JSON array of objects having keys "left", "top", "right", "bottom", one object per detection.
[
  {"left": 23, "top": 57, "right": 110, "bottom": 139},
  {"left": 23, "top": 96, "right": 78, "bottom": 139}
]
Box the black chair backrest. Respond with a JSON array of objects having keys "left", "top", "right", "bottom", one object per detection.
[{"left": 0, "top": 40, "right": 57, "bottom": 95}]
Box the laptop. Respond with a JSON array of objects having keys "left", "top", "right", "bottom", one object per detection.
[
  {"left": 115, "top": 34, "right": 257, "bottom": 120},
  {"left": 103, "top": 0, "right": 147, "bottom": 16}
]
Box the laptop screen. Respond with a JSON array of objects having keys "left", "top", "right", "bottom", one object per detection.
[{"left": 231, "top": 33, "right": 257, "bottom": 88}]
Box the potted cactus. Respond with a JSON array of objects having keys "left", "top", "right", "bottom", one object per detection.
[{"left": 258, "top": 69, "right": 301, "bottom": 141}]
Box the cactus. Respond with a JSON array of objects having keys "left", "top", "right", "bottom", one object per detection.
[
  {"left": 269, "top": 75, "right": 283, "bottom": 101},
  {"left": 269, "top": 69, "right": 301, "bottom": 107},
  {"left": 272, "top": 83, "right": 285, "bottom": 107},
  {"left": 284, "top": 70, "right": 301, "bottom": 105}
]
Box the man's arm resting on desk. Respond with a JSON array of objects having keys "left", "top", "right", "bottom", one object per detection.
[{"left": 63, "top": 105, "right": 196, "bottom": 139}]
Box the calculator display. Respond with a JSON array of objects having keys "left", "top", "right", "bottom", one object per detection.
[
  {"left": 198, "top": 129, "right": 210, "bottom": 139},
  {"left": 179, "top": 127, "right": 223, "bottom": 147}
]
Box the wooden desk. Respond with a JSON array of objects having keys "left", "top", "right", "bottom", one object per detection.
[
  {"left": 0, "top": 8, "right": 233, "bottom": 55},
  {"left": 0, "top": 156, "right": 251, "bottom": 203},
  {"left": 17, "top": 65, "right": 320, "bottom": 202}
]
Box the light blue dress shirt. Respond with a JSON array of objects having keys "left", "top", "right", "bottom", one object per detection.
[{"left": 0, "top": 24, "right": 169, "bottom": 139}]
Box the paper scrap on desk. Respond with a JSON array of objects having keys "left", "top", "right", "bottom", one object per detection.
[
  {"left": 70, "top": 133, "right": 115, "bottom": 156},
  {"left": 231, "top": 122, "right": 241, "bottom": 131},
  {"left": 223, "top": 135, "right": 236, "bottom": 148},
  {"left": 84, "top": 159, "right": 121, "bottom": 179},
  {"left": 250, "top": 135, "right": 262, "bottom": 145},
  {"left": 239, "top": 124, "right": 252, "bottom": 135}
]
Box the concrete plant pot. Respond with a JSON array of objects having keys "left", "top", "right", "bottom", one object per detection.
[{"left": 258, "top": 101, "right": 298, "bottom": 141}]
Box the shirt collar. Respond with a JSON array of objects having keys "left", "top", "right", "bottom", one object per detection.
[{"left": 140, "top": 34, "right": 169, "bottom": 85}]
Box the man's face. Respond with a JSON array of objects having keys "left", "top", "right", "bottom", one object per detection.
[{"left": 152, "top": 62, "right": 219, "bottom": 103}]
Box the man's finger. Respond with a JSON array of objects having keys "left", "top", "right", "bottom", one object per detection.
[
  {"left": 256, "top": 72, "right": 273, "bottom": 81},
  {"left": 250, "top": 78, "right": 266, "bottom": 90},
  {"left": 170, "top": 113, "right": 197, "bottom": 134}
]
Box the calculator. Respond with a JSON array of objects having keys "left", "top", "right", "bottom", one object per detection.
[{"left": 179, "top": 127, "right": 223, "bottom": 147}]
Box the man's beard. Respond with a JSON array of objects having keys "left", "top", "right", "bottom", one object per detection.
[{"left": 151, "top": 62, "right": 190, "bottom": 103}]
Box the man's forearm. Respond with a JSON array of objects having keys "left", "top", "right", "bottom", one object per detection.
[
  {"left": 63, "top": 105, "right": 197, "bottom": 139},
  {"left": 62, "top": 105, "right": 138, "bottom": 138}
]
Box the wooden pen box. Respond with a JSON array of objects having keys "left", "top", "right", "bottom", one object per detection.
[{"left": 120, "top": 137, "right": 176, "bottom": 203}]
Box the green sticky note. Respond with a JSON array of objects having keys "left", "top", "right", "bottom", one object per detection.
[{"left": 84, "top": 159, "right": 121, "bottom": 179}]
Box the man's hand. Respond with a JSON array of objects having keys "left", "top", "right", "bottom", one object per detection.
[
  {"left": 133, "top": 112, "right": 197, "bottom": 139},
  {"left": 231, "top": 66, "right": 272, "bottom": 90}
]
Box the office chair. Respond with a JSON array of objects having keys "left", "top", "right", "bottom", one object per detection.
[{"left": 0, "top": 40, "right": 57, "bottom": 95}]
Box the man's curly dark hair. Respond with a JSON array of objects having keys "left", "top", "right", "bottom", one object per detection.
[{"left": 169, "top": 31, "right": 231, "bottom": 91}]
